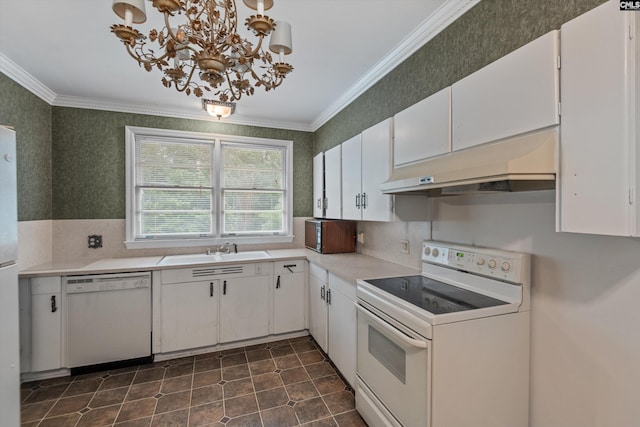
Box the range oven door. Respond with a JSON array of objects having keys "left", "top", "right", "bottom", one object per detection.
[{"left": 356, "top": 302, "right": 431, "bottom": 427}]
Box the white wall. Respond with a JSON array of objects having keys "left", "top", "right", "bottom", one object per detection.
[{"left": 361, "top": 190, "right": 640, "bottom": 427}]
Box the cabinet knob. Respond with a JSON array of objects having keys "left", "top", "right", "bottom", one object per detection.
[
  {"left": 210, "top": 282, "right": 214, "bottom": 297},
  {"left": 223, "top": 280, "right": 227, "bottom": 295},
  {"left": 321, "top": 285, "right": 325, "bottom": 301}
]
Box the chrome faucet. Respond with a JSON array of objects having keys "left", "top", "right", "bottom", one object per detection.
[{"left": 217, "top": 242, "right": 238, "bottom": 254}]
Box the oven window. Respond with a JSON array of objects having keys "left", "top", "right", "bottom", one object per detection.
[{"left": 368, "top": 326, "right": 406, "bottom": 384}]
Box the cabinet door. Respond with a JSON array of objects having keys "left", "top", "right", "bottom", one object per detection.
[
  {"left": 559, "top": 1, "right": 634, "bottom": 236},
  {"left": 394, "top": 87, "right": 451, "bottom": 167},
  {"left": 327, "top": 273, "right": 356, "bottom": 387},
  {"left": 341, "top": 134, "right": 362, "bottom": 220},
  {"left": 161, "top": 281, "right": 218, "bottom": 353},
  {"left": 273, "top": 264, "right": 305, "bottom": 334},
  {"left": 361, "top": 118, "right": 393, "bottom": 222},
  {"left": 31, "top": 277, "right": 62, "bottom": 372},
  {"left": 219, "top": 276, "right": 269, "bottom": 343},
  {"left": 313, "top": 153, "right": 324, "bottom": 218},
  {"left": 324, "top": 145, "right": 342, "bottom": 219},
  {"left": 452, "top": 30, "right": 559, "bottom": 151},
  {"left": 308, "top": 273, "right": 328, "bottom": 353}
]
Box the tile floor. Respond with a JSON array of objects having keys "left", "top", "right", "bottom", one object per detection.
[{"left": 20, "top": 336, "right": 367, "bottom": 427}]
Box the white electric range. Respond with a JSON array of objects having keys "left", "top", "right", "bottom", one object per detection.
[{"left": 355, "top": 240, "right": 531, "bottom": 427}]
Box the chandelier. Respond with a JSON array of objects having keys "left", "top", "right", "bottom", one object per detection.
[{"left": 110, "top": 0, "right": 294, "bottom": 103}]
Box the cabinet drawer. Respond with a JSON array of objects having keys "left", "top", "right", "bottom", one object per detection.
[
  {"left": 274, "top": 260, "right": 306, "bottom": 274},
  {"left": 309, "top": 263, "right": 327, "bottom": 282},
  {"left": 31, "top": 277, "right": 61, "bottom": 294}
]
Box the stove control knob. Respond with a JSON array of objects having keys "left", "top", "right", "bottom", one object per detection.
[
  {"left": 488, "top": 258, "right": 497, "bottom": 269},
  {"left": 501, "top": 261, "right": 511, "bottom": 272},
  {"left": 423, "top": 246, "right": 431, "bottom": 256},
  {"left": 432, "top": 248, "right": 440, "bottom": 257},
  {"left": 476, "top": 257, "right": 485, "bottom": 266}
]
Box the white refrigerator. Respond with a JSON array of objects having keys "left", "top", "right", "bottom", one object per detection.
[{"left": 0, "top": 126, "right": 20, "bottom": 426}]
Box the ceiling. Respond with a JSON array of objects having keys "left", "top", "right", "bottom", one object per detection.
[{"left": 0, "top": 0, "right": 477, "bottom": 131}]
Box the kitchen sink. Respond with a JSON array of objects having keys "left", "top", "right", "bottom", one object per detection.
[{"left": 157, "top": 250, "right": 272, "bottom": 266}]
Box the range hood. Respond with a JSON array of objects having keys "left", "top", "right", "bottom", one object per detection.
[{"left": 381, "top": 127, "right": 558, "bottom": 196}]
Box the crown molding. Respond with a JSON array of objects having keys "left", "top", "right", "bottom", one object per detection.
[
  {"left": 310, "top": 0, "right": 481, "bottom": 131},
  {"left": 0, "top": 52, "right": 56, "bottom": 104},
  {"left": 52, "top": 95, "right": 314, "bottom": 132}
]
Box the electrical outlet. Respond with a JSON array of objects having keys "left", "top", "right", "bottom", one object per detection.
[
  {"left": 88, "top": 235, "right": 103, "bottom": 249},
  {"left": 357, "top": 232, "right": 365, "bottom": 244},
  {"left": 400, "top": 240, "right": 410, "bottom": 254}
]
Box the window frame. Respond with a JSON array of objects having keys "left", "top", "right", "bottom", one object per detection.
[{"left": 124, "top": 126, "right": 294, "bottom": 249}]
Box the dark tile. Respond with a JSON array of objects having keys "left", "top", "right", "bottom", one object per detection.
[
  {"left": 126, "top": 381, "right": 162, "bottom": 401},
  {"left": 244, "top": 342, "right": 269, "bottom": 352},
  {"left": 270, "top": 344, "right": 295, "bottom": 358},
  {"left": 63, "top": 378, "right": 103, "bottom": 397},
  {"left": 220, "top": 347, "right": 245, "bottom": 356},
  {"left": 188, "top": 401, "right": 224, "bottom": 426},
  {"left": 48, "top": 393, "right": 93, "bottom": 417},
  {"left": 150, "top": 408, "right": 189, "bottom": 427},
  {"left": 100, "top": 372, "right": 135, "bottom": 390},
  {"left": 224, "top": 378, "right": 255, "bottom": 398},
  {"left": 270, "top": 338, "right": 293, "bottom": 347},
  {"left": 20, "top": 400, "right": 56, "bottom": 423},
  {"left": 116, "top": 398, "right": 156, "bottom": 422},
  {"left": 110, "top": 365, "right": 139, "bottom": 375},
  {"left": 38, "top": 413, "right": 81, "bottom": 427},
  {"left": 195, "top": 351, "right": 222, "bottom": 360},
  {"left": 273, "top": 354, "right": 301, "bottom": 370},
  {"left": 252, "top": 372, "right": 283, "bottom": 392},
  {"left": 115, "top": 417, "right": 152, "bottom": 427},
  {"left": 286, "top": 381, "right": 319, "bottom": 401},
  {"left": 39, "top": 376, "right": 74, "bottom": 387},
  {"left": 222, "top": 353, "right": 248, "bottom": 368},
  {"left": 261, "top": 405, "right": 299, "bottom": 427},
  {"left": 289, "top": 335, "right": 314, "bottom": 343},
  {"left": 246, "top": 349, "right": 272, "bottom": 363},
  {"left": 222, "top": 364, "right": 251, "bottom": 381},
  {"left": 166, "top": 356, "right": 194, "bottom": 365},
  {"left": 298, "top": 350, "right": 324, "bottom": 366},
  {"left": 334, "top": 410, "right": 367, "bottom": 427},
  {"left": 90, "top": 386, "right": 129, "bottom": 408},
  {"left": 154, "top": 390, "right": 191, "bottom": 414},
  {"left": 304, "top": 362, "right": 335, "bottom": 379},
  {"left": 21, "top": 421, "right": 40, "bottom": 427},
  {"left": 256, "top": 387, "right": 289, "bottom": 410},
  {"left": 224, "top": 394, "right": 258, "bottom": 418},
  {"left": 249, "top": 359, "right": 276, "bottom": 376},
  {"left": 313, "top": 376, "right": 345, "bottom": 396},
  {"left": 294, "top": 397, "right": 331, "bottom": 424},
  {"left": 133, "top": 368, "right": 165, "bottom": 384},
  {"left": 280, "top": 367, "right": 310, "bottom": 385},
  {"left": 23, "top": 383, "right": 69, "bottom": 404},
  {"left": 76, "top": 404, "right": 120, "bottom": 427},
  {"left": 302, "top": 417, "right": 338, "bottom": 426},
  {"left": 193, "top": 369, "right": 222, "bottom": 388},
  {"left": 73, "top": 371, "right": 105, "bottom": 381},
  {"left": 323, "top": 391, "right": 355, "bottom": 415},
  {"left": 291, "top": 341, "right": 317, "bottom": 353},
  {"left": 191, "top": 384, "right": 223, "bottom": 406},
  {"left": 165, "top": 363, "right": 194, "bottom": 378},
  {"left": 194, "top": 358, "right": 221, "bottom": 373},
  {"left": 225, "top": 412, "right": 262, "bottom": 427},
  {"left": 160, "top": 375, "right": 192, "bottom": 394}
]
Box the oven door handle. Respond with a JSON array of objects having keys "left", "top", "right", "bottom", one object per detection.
[{"left": 356, "top": 304, "right": 427, "bottom": 349}]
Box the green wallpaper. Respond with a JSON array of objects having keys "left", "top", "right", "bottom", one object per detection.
[
  {"left": 314, "top": 0, "right": 607, "bottom": 154},
  {"left": 51, "top": 108, "right": 313, "bottom": 219},
  {"left": 0, "top": 73, "right": 52, "bottom": 221}
]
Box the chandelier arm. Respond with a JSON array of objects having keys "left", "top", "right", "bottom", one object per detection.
[
  {"left": 173, "top": 65, "right": 199, "bottom": 93},
  {"left": 224, "top": 70, "right": 244, "bottom": 102},
  {"left": 246, "top": 66, "right": 283, "bottom": 90},
  {"left": 126, "top": 41, "right": 174, "bottom": 66}
]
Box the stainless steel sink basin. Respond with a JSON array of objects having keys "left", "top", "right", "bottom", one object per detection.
[{"left": 157, "top": 250, "right": 271, "bottom": 266}]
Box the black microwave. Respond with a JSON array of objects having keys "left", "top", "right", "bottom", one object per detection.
[{"left": 305, "top": 219, "right": 357, "bottom": 254}]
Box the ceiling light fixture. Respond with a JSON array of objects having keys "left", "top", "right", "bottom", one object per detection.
[
  {"left": 202, "top": 99, "right": 236, "bottom": 119},
  {"left": 110, "top": 0, "right": 294, "bottom": 102}
]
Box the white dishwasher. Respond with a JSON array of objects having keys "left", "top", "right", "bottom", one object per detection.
[{"left": 65, "top": 272, "right": 152, "bottom": 371}]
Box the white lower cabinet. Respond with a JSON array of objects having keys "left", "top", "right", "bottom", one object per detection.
[
  {"left": 219, "top": 275, "right": 270, "bottom": 343},
  {"left": 273, "top": 261, "right": 306, "bottom": 335},
  {"left": 161, "top": 280, "right": 218, "bottom": 353},
  {"left": 308, "top": 263, "right": 357, "bottom": 386}
]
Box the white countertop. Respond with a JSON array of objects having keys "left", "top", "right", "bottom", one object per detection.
[{"left": 19, "top": 249, "right": 420, "bottom": 282}]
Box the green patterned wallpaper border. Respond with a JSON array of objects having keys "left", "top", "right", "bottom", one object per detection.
[
  {"left": 52, "top": 107, "right": 313, "bottom": 219},
  {"left": 314, "top": 0, "right": 607, "bottom": 154}
]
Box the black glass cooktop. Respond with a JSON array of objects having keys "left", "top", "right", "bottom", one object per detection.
[{"left": 364, "top": 275, "right": 508, "bottom": 315}]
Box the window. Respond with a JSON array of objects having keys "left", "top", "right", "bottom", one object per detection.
[{"left": 125, "top": 126, "right": 293, "bottom": 249}]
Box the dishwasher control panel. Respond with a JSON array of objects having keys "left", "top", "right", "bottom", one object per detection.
[{"left": 65, "top": 272, "right": 151, "bottom": 293}]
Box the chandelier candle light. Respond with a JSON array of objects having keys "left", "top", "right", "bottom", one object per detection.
[{"left": 110, "top": 0, "right": 293, "bottom": 111}]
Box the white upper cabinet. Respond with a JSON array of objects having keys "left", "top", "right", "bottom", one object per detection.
[
  {"left": 312, "top": 153, "right": 324, "bottom": 218},
  {"left": 558, "top": 0, "right": 638, "bottom": 236},
  {"left": 342, "top": 119, "right": 394, "bottom": 222},
  {"left": 394, "top": 87, "right": 451, "bottom": 167},
  {"left": 452, "top": 30, "right": 560, "bottom": 151},
  {"left": 324, "top": 145, "right": 342, "bottom": 219}
]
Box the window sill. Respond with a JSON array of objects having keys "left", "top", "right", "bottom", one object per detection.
[{"left": 124, "top": 235, "right": 295, "bottom": 250}]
